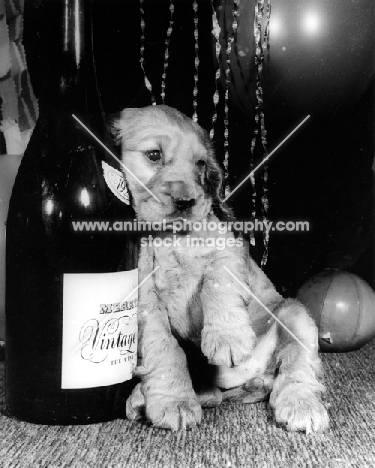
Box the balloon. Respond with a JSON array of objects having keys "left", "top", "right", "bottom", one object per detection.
[
  {"left": 216, "top": 0, "right": 375, "bottom": 120},
  {"left": 297, "top": 270, "right": 375, "bottom": 352}
]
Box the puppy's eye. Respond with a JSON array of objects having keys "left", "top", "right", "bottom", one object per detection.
[
  {"left": 145, "top": 149, "right": 162, "bottom": 162},
  {"left": 196, "top": 159, "right": 206, "bottom": 169}
]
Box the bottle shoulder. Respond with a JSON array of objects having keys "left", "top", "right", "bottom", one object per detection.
[{"left": 7, "top": 108, "right": 136, "bottom": 273}]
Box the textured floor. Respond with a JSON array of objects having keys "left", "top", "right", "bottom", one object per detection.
[{"left": 1, "top": 339, "right": 375, "bottom": 468}]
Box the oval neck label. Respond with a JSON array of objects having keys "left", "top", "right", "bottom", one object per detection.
[{"left": 102, "top": 161, "right": 130, "bottom": 205}]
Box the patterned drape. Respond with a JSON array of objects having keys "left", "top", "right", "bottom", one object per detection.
[{"left": 0, "top": 0, "right": 38, "bottom": 154}]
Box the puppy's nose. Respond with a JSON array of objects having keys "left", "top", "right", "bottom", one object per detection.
[{"left": 173, "top": 198, "right": 196, "bottom": 212}]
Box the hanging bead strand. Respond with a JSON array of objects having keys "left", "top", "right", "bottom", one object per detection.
[
  {"left": 262, "top": 0, "right": 271, "bottom": 54},
  {"left": 139, "top": 0, "right": 156, "bottom": 104},
  {"left": 252, "top": 0, "right": 271, "bottom": 266},
  {"left": 249, "top": 1, "right": 263, "bottom": 248},
  {"left": 247, "top": 1, "right": 259, "bottom": 247},
  {"left": 210, "top": 2, "right": 221, "bottom": 141},
  {"left": 161, "top": 0, "right": 175, "bottom": 104},
  {"left": 192, "top": 0, "right": 199, "bottom": 123},
  {"left": 260, "top": 0, "right": 271, "bottom": 268},
  {"left": 223, "top": 0, "right": 239, "bottom": 198},
  {"left": 253, "top": 1, "right": 267, "bottom": 153}
]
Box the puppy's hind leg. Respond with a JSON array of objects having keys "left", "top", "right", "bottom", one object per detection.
[
  {"left": 216, "top": 323, "right": 278, "bottom": 404},
  {"left": 270, "top": 299, "right": 329, "bottom": 433}
]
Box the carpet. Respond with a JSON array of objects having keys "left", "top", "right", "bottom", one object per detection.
[{"left": 1, "top": 339, "right": 375, "bottom": 468}]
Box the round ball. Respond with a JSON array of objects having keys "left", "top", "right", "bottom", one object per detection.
[{"left": 297, "top": 270, "right": 375, "bottom": 352}]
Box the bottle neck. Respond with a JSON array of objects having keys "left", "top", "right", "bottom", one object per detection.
[
  {"left": 63, "top": 0, "right": 85, "bottom": 70},
  {"left": 44, "top": 0, "right": 103, "bottom": 118}
]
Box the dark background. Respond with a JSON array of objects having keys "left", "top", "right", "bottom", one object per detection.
[{"left": 23, "top": 0, "right": 375, "bottom": 295}]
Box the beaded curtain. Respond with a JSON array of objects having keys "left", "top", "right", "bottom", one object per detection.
[{"left": 138, "top": 0, "right": 271, "bottom": 265}]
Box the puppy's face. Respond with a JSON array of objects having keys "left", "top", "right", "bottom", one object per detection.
[{"left": 114, "top": 105, "right": 226, "bottom": 224}]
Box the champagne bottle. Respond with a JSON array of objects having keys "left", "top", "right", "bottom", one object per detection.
[{"left": 5, "top": 0, "right": 138, "bottom": 424}]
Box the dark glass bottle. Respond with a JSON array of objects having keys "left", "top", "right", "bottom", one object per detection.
[{"left": 5, "top": 0, "right": 138, "bottom": 424}]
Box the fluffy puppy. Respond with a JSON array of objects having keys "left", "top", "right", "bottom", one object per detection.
[{"left": 113, "top": 105, "right": 329, "bottom": 433}]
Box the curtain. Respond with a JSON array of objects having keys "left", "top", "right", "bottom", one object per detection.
[{"left": 0, "top": 0, "right": 38, "bottom": 154}]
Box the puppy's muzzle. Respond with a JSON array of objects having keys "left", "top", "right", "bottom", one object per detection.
[
  {"left": 173, "top": 197, "right": 196, "bottom": 212},
  {"left": 163, "top": 180, "right": 197, "bottom": 212}
]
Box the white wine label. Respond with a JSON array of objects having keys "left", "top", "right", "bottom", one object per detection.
[
  {"left": 62, "top": 269, "right": 138, "bottom": 389},
  {"left": 102, "top": 161, "right": 130, "bottom": 205}
]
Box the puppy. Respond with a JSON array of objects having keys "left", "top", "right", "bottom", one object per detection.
[{"left": 113, "top": 105, "right": 329, "bottom": 433}]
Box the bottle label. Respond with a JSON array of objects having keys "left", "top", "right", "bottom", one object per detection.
[
  {"left": 61, "top": 269, "right": 138, "bottom": 389},
  {"left": 102, "top": 161, "right": 130, "bottom": 205}
]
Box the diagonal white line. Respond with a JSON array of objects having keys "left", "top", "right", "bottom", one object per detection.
[
  {"left": 223, "top": 115, "right": 310, "bottom": 202},
  {"left": 70, "top": 266, "right": 160, "bottom": 355},
  {"left": 223, "top": 266, "right": 312, "bottom": 354},
  {"left": 72, "top": 114, "right": 161, "bottom": 203}
]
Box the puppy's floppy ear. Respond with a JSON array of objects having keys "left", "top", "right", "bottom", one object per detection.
[
  {"left": 203, "top": 139, "right": 234, "bottom": 222},
  {"left": 110, "top": 108, "right": 143, "bottom": 147}
]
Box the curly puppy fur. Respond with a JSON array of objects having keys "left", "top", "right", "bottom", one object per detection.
[{"left": 113, "top": 105, "right": 329, "bottom": 432}]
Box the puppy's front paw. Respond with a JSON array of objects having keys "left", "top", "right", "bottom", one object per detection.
[
  {"left": 126, "top": 381, "right": 202, "bottom": 431},
  {"left": 272, "top": 387, "right": 329, "bottom": 433},
  {"left": 126, "top": 382, "right": 145, "bottom": 421},
  {"left": 146, "top": 394, "right": 202, "bottom": 431},
  {"left": 201, "top": 325, "right": 256, "bottom": 366}
]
